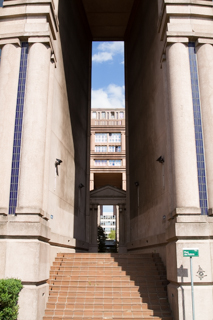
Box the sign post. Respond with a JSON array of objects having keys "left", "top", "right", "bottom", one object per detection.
[{"left": 183, "top": 249, "right": 199, "bottom": 320}]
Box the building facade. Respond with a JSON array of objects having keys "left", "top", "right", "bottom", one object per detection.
[
  {"left": 90, "top": 108, "right": 126, "bottom": 191},
  {"left": 99, "top": 206, "right": 116, "bottom": 239},
  {"left": 0, "top": 0, "right": 213, "bottom": 319}
]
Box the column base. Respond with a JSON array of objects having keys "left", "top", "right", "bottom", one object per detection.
[
  {"left": 18, "top": 283, "right": 49, "bottom": 320},
  {"left": 89, "top": 245, "right": 98, "bottom": 253},
  {"left": 118, "top": 245, "right": 127, "bottom": 253},
  {"left": 166, "top": 214, "right": 213, "bottom": 320},
  {"left": 167, "top": 283, "right": 213, "bottom": 320}
]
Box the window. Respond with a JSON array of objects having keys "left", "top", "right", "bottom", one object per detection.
[
  {"left": 101, "top": 112, "right": 106, "bottom": 119},
  {"left": 109, "top": 160, "right": 122, "bottom": 166},
  {"left": 109, "top": 146, "right": 121, "bottom": 152},
  {"left": 95, "top": 146, "right": 107, "bottom": 152},
  {"left": 95, "top": 133, "right": 107, "bottom": 142},
  {"left": 110, "top": 112, "right": 115, "bottom": 119},
  {"left": 92, "top": 112, "right": 96, "bottom": 119},
  {"left": 94, "top": 160, "right": 107, "bottom": 166},
  {"left": 120, "top": 112, "right": 124, "bottom": 119},
  {"left": 109, "top": 133, "right": 121, "bottom": 142}
]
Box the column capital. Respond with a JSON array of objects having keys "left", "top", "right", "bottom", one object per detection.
[
  {"left": 2, "top": 0, "right": 58, "bottom": 39},
  {"left": 158, "top": 0, "right": 213, "bottom": 68},
  {"left": 158, "top": 0, "right": 213, "bottom": 42},
  {"left": 28, "top": 37, "right": 57, "bottom": 66},
  {"left": 196, "top": 38, "right": 213, "bottom": 46},
  {"left": 0, "top": 38, "right": 21, "bottom": 48}
]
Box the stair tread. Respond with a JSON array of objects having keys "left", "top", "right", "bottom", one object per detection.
[{"left": 43, "top": 254, "right": 172, "bottom": 320}]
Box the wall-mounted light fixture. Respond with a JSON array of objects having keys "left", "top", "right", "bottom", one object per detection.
[
  {"left": 135, "top": 181, "right": 139, "bottom": 187},
  {"left": 55, "top": 159, "right": 62, "bottom": 176},
  {"left": 156, "top": 156, "right": 164, "bottom": 164},
  {"left": 79, "top": 183, "right": 84, "bottom": 189}
]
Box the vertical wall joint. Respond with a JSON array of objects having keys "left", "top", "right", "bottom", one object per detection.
[
  {"left": 188, "top": 42, "right": 208, "bottom": 215},
  {"left": 8, "top": 42, "right": 28, "bottom": 215}
]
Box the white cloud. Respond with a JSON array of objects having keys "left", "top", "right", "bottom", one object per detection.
[
  {"left": 92, "top": 41, "right": 124, "bottom": 63},
  {"left": 92, "top": 52, "right": 113, "bottom": 63},
  {"left": 92, "top": 84, "right": 125, "bottom": 109}
]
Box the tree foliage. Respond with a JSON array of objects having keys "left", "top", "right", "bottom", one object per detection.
[
  {"left": 108, "top": 229, "right": 116, "bottom": 240},
  {"left": 0, "top": 278, "right": 23, "bottom": 320},
  {"left": 97, "top": 225, "right": 107, "bottom": 252}
]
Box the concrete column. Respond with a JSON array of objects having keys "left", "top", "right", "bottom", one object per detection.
[
  {"left": 122, "top": 172, "right": 126, "bottom": 191},
  {"left": 42, "top": 59, "right": 55, "bottom": 215},
  {"left": 166, "top": 42, "right": 200, "bottom": 212},
  {"left": 0, "top": 44, "right": 21, "bottom": 213},
  {"left": 18, "top": 43, "right": 51, "bottom": 212},
  {"left": 97, "top": 205, "right": 100, "bottom": 225},
  {"left": 54, "top": 0, "right": 59, "bottom": 14},
  {"left": 118, "top": 204, "right": 126, "bottom": 253},
  {"left": 196, "top": 44, "right": 213, "bottom": 212},
  {"left": 116, "top": 205, "right": 119, "bottom": 242},
  {"left": 89, "top": 204, "right": 98, "bottom": 252},
  {"left": 90, "top": 172, "right": 94, "bottom": 190},
  {"left": 121, "top": 131, "right": 125, "bottom": 151},
  {"left": 91, "top": 132, "right": 95, "bottom": 152}
]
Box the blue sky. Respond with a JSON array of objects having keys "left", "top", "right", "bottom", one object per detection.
[
  {"left": 103, "top": 205, "right": 114, "bottom": 214},
  {"left": 92, "top": 41, "right": 125, "bottom": 109}
]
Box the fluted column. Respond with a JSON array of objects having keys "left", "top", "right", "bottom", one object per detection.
[
  {"left": 0, "top": 43, "right": 21, "bottom": 213},
  {"left": 196, "top": 43, "right": 213, "bottom": 212},
  {"left": 166, "top": 42, "right": 200, "bottom": 213},
  {"left": 18, "top": 43, "right": 51, "bottom": 212}
]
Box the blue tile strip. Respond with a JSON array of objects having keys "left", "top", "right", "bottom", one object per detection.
[
  {"left": 188, "top": 42, "right": 208, "bottom": 215},
  {"left": 8, "top": 42, "right": 28, "bottom": 215}
]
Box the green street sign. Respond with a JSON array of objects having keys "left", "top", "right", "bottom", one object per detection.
[{"left": 183, "top": 249, "right": 199, "bottom": 257}]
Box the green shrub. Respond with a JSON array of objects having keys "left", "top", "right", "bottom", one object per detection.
[{"left": 0, "top": 278, "right": 23, "bottom": 320}]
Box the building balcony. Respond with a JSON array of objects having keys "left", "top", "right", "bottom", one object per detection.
[{"left": 91, "top": 119, "right": 125, "bottom": 126}]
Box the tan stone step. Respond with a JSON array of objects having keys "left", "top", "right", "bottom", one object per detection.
[
  {"left": 50, "top": 271, "right": 162, "bottom": 278},
  {"left": 43, "top": 253, "right": 172, "bottom": 320},
  {"left": 57, "top": 253, "right": 154, "bottom": 258},
  {"left": 44, "top": 309, "right": 164, "bottom": 317},
  {"left": 44, "top": 317, "right": 172, "bottom": 320}
]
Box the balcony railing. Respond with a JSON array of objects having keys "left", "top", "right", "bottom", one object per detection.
[{"left": 91, "top": 119, "right": 125, "bottom": 126}]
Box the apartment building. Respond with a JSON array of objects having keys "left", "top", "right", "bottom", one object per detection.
[
  {"left": 98, "top": 206, "right": 116, "bottom": 239},
  {"left": 90, "top": 108, "right": 126, "bottom": 191}
]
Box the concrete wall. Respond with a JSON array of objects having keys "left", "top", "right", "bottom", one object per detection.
[
  {"left": 126, "top": 0, "right": 169, "bottom": 262},
  {"left": 0, "top": 1, "right": 91, "bottom": 318},
  {"left": 49, "top": 0, "right": 91, "bottom": 245}
]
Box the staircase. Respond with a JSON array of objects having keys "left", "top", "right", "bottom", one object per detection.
[{"left": 43, "top": 253, "right": 173, "bottom": 320}]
